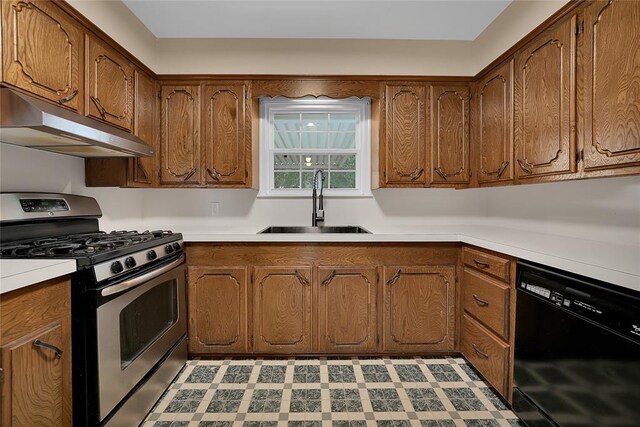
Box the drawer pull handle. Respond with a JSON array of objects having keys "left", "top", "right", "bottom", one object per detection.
[
  {"left": 33, "top": 340, "right": 63, "bottom": 359},
  {"left": 90, "top": 95, "right": 107, "bottom": 120},
  {"left": 295, "top": 270, "right": 310, "bottom": 286},
  {"left": 183, "top": 168, "right": 198, "bottom": 181},
  {"left": 472, "top": 343, "right": 489, "bottom": 359},
  {"left": 410, "top": 168, "right": 424, "bottom": 181},
  {"left": 434, "top": 167, "right": 447, "bottom": 181},
  {"left": 321, "top": 270, "right": 337, "bottom": 286},
  {"left": 473, "top": 259, "right": 490, "bottom": 269},
  {"left": 386, "top": 269, "right": 402, "bottom": 285},
  {"left": 207, "top": 167, "right": 221, "bottom": 181},
  {"left": 472, "top": 294, "right": 489, "bottom": 307},
  {"left": 58, "top": 89, "right": 78, "bottom": 105}
]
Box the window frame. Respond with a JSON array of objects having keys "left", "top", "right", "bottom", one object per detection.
[{"left": 258, "top": 96, "right": 372, "bottom": 198}]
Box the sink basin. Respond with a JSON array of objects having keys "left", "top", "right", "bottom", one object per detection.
[{"left": 259, "top": 226, "right": 371, "bottom": 234}]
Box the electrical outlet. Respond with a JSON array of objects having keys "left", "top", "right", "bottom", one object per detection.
[{"left": 210, "top": 202, "right": 220, "bottom": 216}]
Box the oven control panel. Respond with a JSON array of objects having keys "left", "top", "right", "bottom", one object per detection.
[
  {"left": 20, "top": 198, "right": 69, "bottom": 213},
  {"left": 93, "top": 239, "right": 184, "bottom": 283}
]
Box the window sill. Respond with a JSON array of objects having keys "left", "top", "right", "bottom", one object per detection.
[{"left": 256, "top": 190, "right": 373, "bottom": 199}]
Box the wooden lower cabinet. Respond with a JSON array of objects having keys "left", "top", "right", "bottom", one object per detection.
[
  {"left": 460, "top": 245, "right": 515, "bottom": 400},
  {"left": 188, "top": 267, "right": 248, "bottom": 353},
  {"left": 460, "top": 314, "right": 509, "bottom": 396},
  {"left": 317, "top": 267, "right": 378, "bottom": 353},
  {"left": 382, "top": 265, "right": 456, "bottom": 352},
  {"left": 252, "top": 267, "right": 313, "bottom": 353},
  {"left": 185, "top": 243, "right": 461, "bottom": 356},
  {"left": 0, "top": 276, "right": 72, "bottom": 427}
]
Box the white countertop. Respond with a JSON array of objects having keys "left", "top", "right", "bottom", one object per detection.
[
  {"left": 181, "top": 225, "right": 640, "bottom": 292},
  {"left": 0, "top": 259, "right": 77, "bottom": 295}
]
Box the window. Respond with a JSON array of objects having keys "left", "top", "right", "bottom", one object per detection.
[{"left": 259, "top": 97, "right": 371, "bottom": 197}]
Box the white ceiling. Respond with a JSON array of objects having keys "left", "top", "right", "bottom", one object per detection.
[{"left": 122, "top": 0, "right": 513, "bottom": 40}]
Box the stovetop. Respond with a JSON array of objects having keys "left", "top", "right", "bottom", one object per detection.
[{"left": 0, "top": 230, "right": 181, "bottom": 266}]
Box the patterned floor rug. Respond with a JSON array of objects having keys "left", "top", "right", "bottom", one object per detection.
[{"left": 144, "top": 357, "right": 522, "bottom": 427}]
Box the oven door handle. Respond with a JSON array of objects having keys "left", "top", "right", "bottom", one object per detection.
[{"left": 101, "top": 256, "right": 185, "bottom": 297}]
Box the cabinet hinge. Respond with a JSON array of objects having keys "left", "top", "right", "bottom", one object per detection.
[
  {"left": 0, "top": 367, "right": 3, "bottom": 386},
  {"left": 468, "top": 170, "right": 472, "bottom": 178},
  {"left": 157, "top": 91, "right": 162, "bottom": 100},
  {"left": 576, "top": 148, "right": 584, "bottom": 164},
  {"left": 245, "top": 170, "right": 249, "bottom": 178},
  {"left": 576, "top": 20, "right": 584, "bottom": 35},
  {"left": 250, "top": 271, "right": 254, "bottom": 283},
  {"left": 376, "top": 270, "right": 380, "bottom": 284}
]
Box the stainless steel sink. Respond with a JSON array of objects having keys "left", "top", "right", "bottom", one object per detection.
[{"left": 259, "top": 226, "right": 371, "bottom": 234}]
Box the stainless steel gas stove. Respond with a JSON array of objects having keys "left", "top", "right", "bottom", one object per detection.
[{"left": 0, "top": 193, "right": 187, "bottom": 427}]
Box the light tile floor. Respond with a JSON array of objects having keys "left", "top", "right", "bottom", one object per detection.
[{"left": 144, "top": 357, "right": 523, "bottom": 427}]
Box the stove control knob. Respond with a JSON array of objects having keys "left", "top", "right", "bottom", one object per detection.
[
  {"left": 125, "top": 256, "right": 137, "bottom": 269},
  {"left": 172, "top": 242, "right": 181, "bottom": 251},
  {"left": 165, "top": 244, "right": 175, "bottom": 254},
  {"left": 111, "top": 261, "right": 124, "bottom": 274},
  {"left": 147, "top": 250, "right": 157, "bottom": 261}
]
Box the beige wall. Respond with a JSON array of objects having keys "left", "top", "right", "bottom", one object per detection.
[
  {"left": 67, "top": 0, "right": 157, "bottom": 69},
  {"left": 68, "top": 0, "right": 569, "bottom": 76}
]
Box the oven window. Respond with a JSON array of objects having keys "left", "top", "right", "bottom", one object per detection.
[{"left": 119, "top": 279, "right": 178, "bottom": 369}]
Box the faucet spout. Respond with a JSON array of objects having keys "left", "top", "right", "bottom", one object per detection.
[{"left": 312, "top": 169, "right": 325, "bottom": 227}]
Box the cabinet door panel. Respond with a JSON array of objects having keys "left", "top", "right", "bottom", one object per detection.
[
  {"left": 131, "top": 70, "right": 158, "bottom": 186},
  {"left": 514, "top": 16, "right": 576, "bottom": 178},
  {"left": 203, "top": 84, "right": 247, "bottom": 185},
  {"left": 253, "top": 267, "right": 312, "bottom": 353},
  {"left": 584, "top": 0, "right": 640, "bottom": 170},
  {"left": 384, "top": 85, "right": 427, "bottom": 185},
  {"left": 431, "top": 85, "right": 470, "bottom": 184},
  {"left": 383, "top": 265, "right": 456, "bottom": 352},
  {"left": 86, "top": 36, "right": 134, "bottom": 130},
  {"left": 1, "top": 323, "right": 64, "bottom": 427},
  {"left": 1, "top": 0, "right": 82, "bottom": 110},
  {"left": 160, "top": 85, "right": 201, "bottom": 185},
  {"left": 476, "top": 61, "right": 514, "bottom": 183},
  {"left": 188, "top": 267, "right": 247, "bottom": 354},
  {"left": 318, "top": 267, "right": 378, "bottom": 353}
]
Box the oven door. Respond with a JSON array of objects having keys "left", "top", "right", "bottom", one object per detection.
[{"left": 96, "top": 256, "right": 186, "bottom": 421}]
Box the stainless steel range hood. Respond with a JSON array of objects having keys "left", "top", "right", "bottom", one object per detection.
[{"left": 0, "top": 88, "right": 154, "bottom": 157}]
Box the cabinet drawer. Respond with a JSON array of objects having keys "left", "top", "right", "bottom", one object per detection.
[
  {"left": 461, "top": 314, "right": 509, "bottom": 397},
  {"left": 463, "top": 247, "right": 510, "bottom": 282},
  {"left": 462, "top": 268, "right": 509, "bottom": 340}
]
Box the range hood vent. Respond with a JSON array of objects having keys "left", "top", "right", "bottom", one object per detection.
[{"left": 0, "top": 88, "right": 154, "bottom": 158}]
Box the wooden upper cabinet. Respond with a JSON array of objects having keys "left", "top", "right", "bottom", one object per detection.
[
  {"left": 475, "top": 61, "right": 514, "bottom": 184},
  {"left": 514, "top": 15, "right": 577, "bottom": 179},
  {"left": 160, "top": 85, "right": 201, "bottom": 185},
  {"left": 1, "top": 0, "right": 83, "bottom": 110},
  {"left": 317, "top": 267, "right": 378, "bottom": 353},
  {"left": 382, "top": 265, "right": 456, "bottom": 352},
  {"left": 383, "top": 85, "right": 428, "bottom": 185},
  {"left": 131, "top": 70, "right": 158, "bottom": 186},
  {"left": 252, "top": 267, "right": 312, "bottom": 353},
  {"left": 1, "top": 323, "right": 64, "bottom": 427},
  {"left": 203, "top": 84, "right": 248, "bottom": 185},
  {"left": 431, "top": 85, "right": 471, "bottom": 184},
  {"left": 86, "top": 36, "right": 134, "bottom": 131},
  {"left": 583, "top": 0, "right": 640, "bottom": 171},
  {"left": 188, "top": 267, "right": 248, "bottom": 354}
]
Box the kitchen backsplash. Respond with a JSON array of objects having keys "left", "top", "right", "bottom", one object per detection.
[{"left": 1, "top": 143, "right": 638, "bottom": 245}]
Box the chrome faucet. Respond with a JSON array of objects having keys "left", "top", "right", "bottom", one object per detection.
[{"left": 312, "top": 169, "right": 325, "bottom": 227}]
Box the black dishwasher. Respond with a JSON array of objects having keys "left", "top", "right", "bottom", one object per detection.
[{"left": 513, "top": 261, "right": 640, "bottom": 427}]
